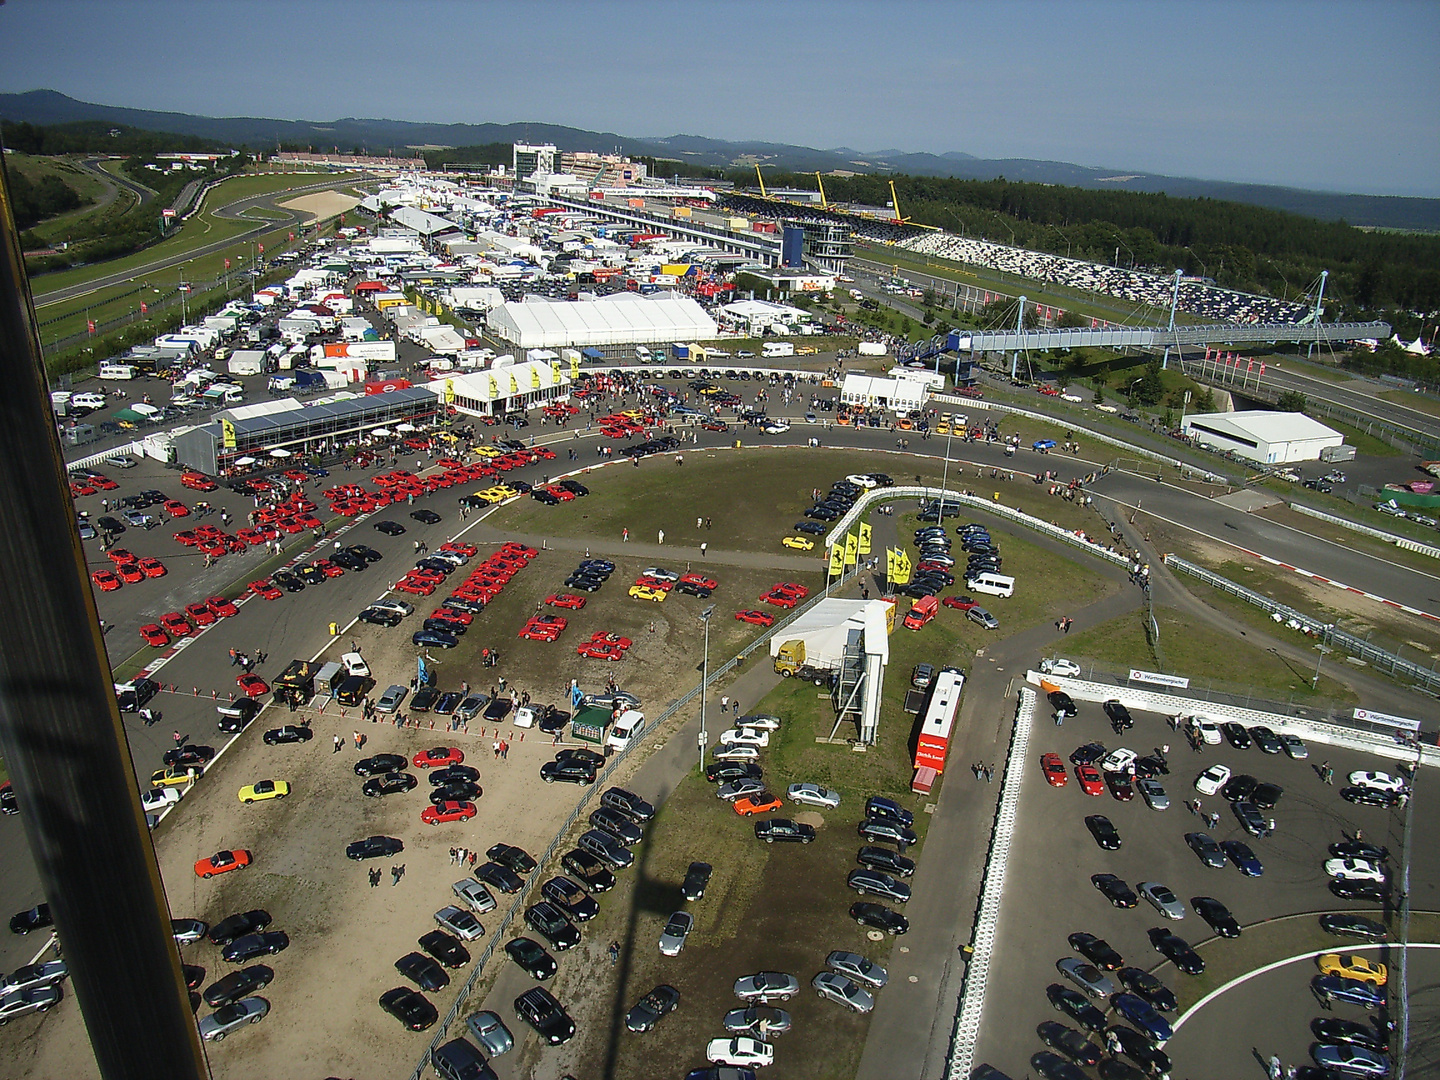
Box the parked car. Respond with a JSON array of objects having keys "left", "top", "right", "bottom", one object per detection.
[{"left": 625, "top": 983, "right": 680, "bottom": 1033}]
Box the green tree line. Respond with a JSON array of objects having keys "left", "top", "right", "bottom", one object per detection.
[
  {"left": 2, "top": 119, "right": 223, "bottom": 157},
  {"left": 8, "top": 168, "right": 89, "bottom": 231}
]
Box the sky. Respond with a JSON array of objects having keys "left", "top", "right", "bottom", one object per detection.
[{"left": 2, "top": 0, "right": 1437, "bottom": 197}]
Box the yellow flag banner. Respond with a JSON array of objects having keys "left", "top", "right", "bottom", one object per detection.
[
  {"left": 551, "top": 361, "right": 562, "bottom": 384},
  {"left": 487, "top": 374, "right": 499, "bottom": 398},
  {"left": 221, "top": 418, "right": 237, "bottom": 450},
  {"left": 858, "top": 521, "right": 872, "bottom": 556},
  {"left": 531, "top": 365, "right": 541, "bottom": 388},
  {"left": 509, "top": 371, "right": 520, "bottom": 394},
  {"left": 885, "top": 547, "right": 897, "bottom": 580},
  {"left": 844, "top": 532, "right": 859, "bottom": 567},
  {"left": 828, "top": 543, "right": 844, "bottom": 577},
  {"left": 444, "top": 378, "right": 455, "bottom": 405},
  {"left": 892, "top": 548, "right": 913, "bottom": 584},
  {"left": 569, "top": 355, "right": 580, "bottom": 379}
]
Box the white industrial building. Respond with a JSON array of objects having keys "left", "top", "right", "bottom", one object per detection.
[
  {"left": 838, "top": 372, "right": 931, "bottom": 413},
  {"left": 1180, "top": 410, "right": 1345, "bottom": 464},
  {"left": 769, "top": 599, "right": 891, "bottom": 744},
  {"left": 486, "top": 295, "right": 717, "bottom": 349}
]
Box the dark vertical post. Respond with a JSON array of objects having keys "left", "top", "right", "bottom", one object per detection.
[{"left": 0, "top": 154, "right": 209, "bottom": 1077}]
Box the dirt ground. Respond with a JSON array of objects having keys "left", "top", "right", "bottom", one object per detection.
[{"left": 277, "top": 190, "right": 361, "bottom": 222}]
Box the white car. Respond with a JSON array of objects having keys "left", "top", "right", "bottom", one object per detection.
[
  {"left": 340, "top": 652, "right": 371, "bottom": 678},
  {"left": 1325, "top": 858, "right": 1386, "bottom": 883},
  {"left": 707, "top": 1036, "right": 775, "bottom": 1068},
  {"left": 1195, "top": 720, "right": 1223, "bottom": 745},
  {"left": 1348, "top": 771, "right": 1407, "bottom": 793},
  {"left": 198, "top": 996, "right": 269, "bottom": 1041},
  {"left": 368, "top": 598, "right": 414, "bottom": 617},
  {"left": 845, "top": 474, "right": 879, "bottom": 489},
  {"left": 737, "top": 714, "right": 782, "bottom": 731},
  {"left": 512, "top": 706, "right": 536, "bottom": 728},
  {"left": 712, "top": 744, "right": 759, "bottom": 762},
  {"left": 786, "top": 783, "right": 841, "bottom": 809},
  {"left": 719, "top": 728, "right": 769, "bottom": 748},
  {"left": 141, "top": 787, "right": 182, "bottom": 812},
  {"left": 1039, "top": 658, "right": 1082, "bottom": 678},
  {"left": 1195, "top": 765, "right": 1231, "bottom": 796},
  {"left": 761, "top": 421, "right": 790, "bottom": 434},
  {"left": 642, "top": 567, "right": 680, "bottom": 582},
  {"left": 1101, "top": 748, "right": 1137, "bottom": 774},
  {"left": 812, "top": 971, "right": 874, "bottom": 1013}
]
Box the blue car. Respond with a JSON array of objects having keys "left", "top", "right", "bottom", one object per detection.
[
  {"left": 1220, "top": 840, "right": 1264, "bottom": 877},
  {"left": 1033, "top": 439, "right": 1056, "bottom": 450},
  {"left": 1312, "top": 974, "right": 1386, "bottom": 1011},
  {"left": 412, "top": 629, "right": 459, "bottom": 649},
  {"left": 302, "top": 464, "right": 329, "bottom": 477},
  {"left": 1112, "top": 992, "right": 1174, "bottom": 1044}
]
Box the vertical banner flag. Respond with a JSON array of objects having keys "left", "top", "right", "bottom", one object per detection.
[
  {"left": 885, "top": 547, "right": 898, "bottom": 581},
  {"left": 893, "top": 548, "right": 913, "bottom": 584},
  {"left": 828, "top": 544, "right": 844, "bottom": 577},
  {"left": 509, "top": 371, "right": 520, "bottom": 394},
  {"left": 569, "top": 355, "right": 580, "bottom": 379},
  {"left": 444, "top": 378, "right": 455, "bottom": 405},
  {"left": 87, "top": 320, "right": 96, "bottom": 335},
  {"left": 140, "top": 302, "right": 148, "bottom": 314},
  {"left": 531, "top": 366, "right": 541, "bottom": 388},
  {"left": 858, "top": 521, "right": 872, "bottom": 556},
  {"left": 221, "top": 418, "right": 237, "bottom": 450},
  {"left": 487, "top": 374, "right": 498, "bottom": 398},
  {"left": 844, "top": 532, "right": 859, "bottom": 567},
  {"left": 551, "top": 361, "right": 562, "bottom": 384}
]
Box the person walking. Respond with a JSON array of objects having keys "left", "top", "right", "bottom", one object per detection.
[
  {"left": 391, "top": 864, "right": 404, "bottom": 886},
  {"left": 468, "top": 851, "right": 477, "bottom": 869},
  {"left": 608, "top": 940, "right": 620, "bottom": 965},
  {"left": 493, "top": 740, "right": 501, "bottom": 760},
  {"left": 700, "top": 542, "right": 707, "bottom": 557},
  {"left": 720, "top": 696, "right": 729, "bottom": 714},
  {"left": 333, "top": 735, "right": 343, "bottom": 753},
  {"left": 500, "top": 739, "right": 509, "bottom": 760},
  {"left": 984, "top": 764, "right": 995, "bottom": 783},
  {"left": 369, "top": 867, "right": 381, "bottom": 887},
  {"left": 622, "top": 527, "right": 629, "bottom": 542},
  {"left": 353, "top": 731, "right": 363, "bottom": 749}
]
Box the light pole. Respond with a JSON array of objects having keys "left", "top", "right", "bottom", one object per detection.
[
  {"left": 698, "top": 604, "right": 715, "bottom": 773},
  {"left": 1311, "top": 643, "right": 1332, "bottom": 689}
]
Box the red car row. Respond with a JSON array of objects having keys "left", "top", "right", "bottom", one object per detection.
[
  {"left": 576, "top": 631, "right": 633, "bottom": 661},
  {"left": 92, "top": 549, "right": 168, "bottom": 590},
  {"left": 401, "top": 541, "right": 537, "bottom": 605},
  {"left": 138, "top": 595, "right": 240, "bottom": 648},
  {"left": 759, "top": 581, "right": 810, "bottom": 608}
]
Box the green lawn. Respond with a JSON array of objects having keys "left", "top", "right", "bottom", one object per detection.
[
  {"left": 1318, "top": 418, "right": 1405, "bottom": 457},
  {"left": 1378, "top": 388, "right": 1440, "bottom": 419}
]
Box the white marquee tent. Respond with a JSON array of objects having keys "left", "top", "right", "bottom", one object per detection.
[{"left": 487, "top": 295, "right": 717, "bottom": 349}]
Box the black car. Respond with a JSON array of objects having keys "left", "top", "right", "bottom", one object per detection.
[
  {"left": 431, "top": 1038, "right": 495, "bottom": 1080},
  {"left": 1320, "top": 912, "right": 1389, "bottom": 940},
  {"left": 804, "top": 505, "right": 841, "bottom": 521},
  {"left": 504, "top": 936, "right": 557, "bottom": 980},
  {"left": 794, "top": 521, "right": 827, "bottom": 535},
  {"left": 272, "top": 569, "right": 305, "bottom": 592},
  {"left": 1341, "top": 786, "right": 1404, "bottom": 808},
  {"left": 857, "top": 846, "right": 916, "bottom": 878},
  {"left": 163, "top": 744, "right": 215, "bottom": 768},
  {"left": 1070, "top": 742, "right": 1106, "bottom": 765},
  {"left": 1148, "top": 928, "right": 1204, "bottom": 975},
  {"left": 373, "top": 520, "right": 406, "bottom": 535},
  {"left": 1108, "top": 1024, "right": 1173, "bottom": 1077},
  {"left": 96, "top": 515, "right": 126, "bottom": 534},
  {"left": 524, "top": 901, "right": 581, "bottom": 951},
  {"left": 1185, "top": 831, "right": 1226, "bottom": 868},
  {"left": 1037, "top": 1021, "right": 1103, "bottom": 1068},
  {"left": 1249, "top": 726, "right": 1284, "bottom": 754},
  {"left": 678, "top": 582, "right": 712, "bottom": 597},
  {"left": 1045, "top": 983, "right": 1107, "bottom": 1034},
  {"left": 1330, "top": 879, "right": 1391, "bottom": 903},
  {"left": 557, "top": 479, "right": 588, "bottom": 496},
  {"left": 1251, "top": 782, "right": 1283, "bottom": 809},
  {"left": 626, "top": 983, "right": 680, "bottom": 1034},
  {"left": 9, "top": 904, "right": 51, "bottom": 935},
  {"left": 1311, "top": 1016, "right": 1388, "bottom": 1053},
  {"left": 857, "top": 819, "right": 917, "bottom": 848},
  {"left": 347, "top": 836, "right": 405, "bottom": 860},
  {"left": 1221, "top": 774, "right": 1258, "bottom": 802},
  {"left": 430, "top": 765, "right": 481, "bottom": 787},
  {"left": 537, "top": 706, "right": 570, "bottom": 735},
  {"left": 216, "top": 699, "right": 259, "bottom": 732},
  {"left": 541, "top": 877, "right": 600, "bottom": 922},
  {"left": 473, "top": 862, "right": 524, "bottom": 895},
  {"left": 487, "top": 843, "right": 538, "bottom": 875},
  {"left": 208, "top": 909, "right": 271, "bottom": 947},
  {"left": 540, "top": 759, "right": 598, "bottom": 785},
  {"left": 1031, "top": 1050, "right": 1087, "bottom": 1080},
  {"left": 221, "top": 931, "right": 289, "bottom": 962},
  {"left": 410, "top": 509, "right": 442, "bottom": 524},
  {"left": 418, "top": 930, "right": 470, "bottom": 969},
  {"left": 1068, "top": 932, "right": 1123, "bottom": 970},
  {"left": 441, "top": 596, "right": 486, "bottom": 615},
  {"left": 202, "top": 964, "right": 274, "bottom": 1008},
  {"left": 706, "top": 761, "right": 763, "bottom": 784},
  {"left": 600, "top": 787, "right": 656, "bottom": 823},
  {"left": 557, "top": 747, "right": 605, "bottom": 770},
  {"left": 263, "top": 725, "right": 314, "bottom": 745},
  {"left": 1330, "top": 840, "right": 1390, "bottom": 863},
  {"left": 1091, "top": 874, "right": 1138, "bottom": 909},
  {"left": 681, "top": 862, "right": 714, "bottom": 901},
  {"left": 295, "top": 565, "right": 327, "bottom": 586},
  {"left": 564, "top": 575, "right": 606, "bottom": 592},
  {"left": 1085, "top": 816, "right": 1121, "bottom": 851},
  {"left": 1192, "top": 896, "right": 1242, "bottom": 938},
  {"left": 362, "top": 772, "right": 418, "bottom": 798},
  {"left": 331, "top": 551, "right": 368, "bottom": 572},
  {"left": 379, "top": 986, "right": 437, "bottom": 1031},
  {"left": 1102, "top": 701, "right": 1134, "bottom": 731},
  {"left": 756, "top": 819, "right": 815, "bottom": 844},
  {"left": 355, "top": 753, "right": 408, "bottom": 777},
  {"left": 561, "top": 849, "right": 616, "bottom": 894},
  {"left": 348, "top": 544, "right": 383, "bottom": 563},
  {"left": 359, "top": 607, "right": 402, "bottom": 627},
  {"left": 514, "top": 985, "right": 574, "bottom": 1045},
  {"left": 590, "top": 807, "right": 644, "bottom": 846},
  {"left": 1048, "top": 691, "right": 1078, "bottom": 719},
  {"left": 1117, "top": 967, "right": 1178, "bottom": 1013},
  {"left": 850, "top": 902, "right": 908, "bottom": 935},
  {"left": 1220, "top": 722, "right": 1252, "bottom": 749},
  {"left": 396, "top": 951, "right": 451, "bottom": 992}
]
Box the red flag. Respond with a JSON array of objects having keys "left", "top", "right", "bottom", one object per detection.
[
  {"left": 1259, "top": 361, "right": 1266, "bottom": 375},
  {"left": 288, "top": 232, "right": 295, "bottom": 241},
  {"left": 224, "top": 258, "right": 231, "bottom": 270},
  {"left": 258, "top": 243, "right": 264, "bottom": 254},
  {"left": 87, "top": 320, "right": 96, "bottom": 334},
  {"left": 1247, "top": 359, "right": 1254, "bottom": 372},
  {"left": 140, "top": 302, "right": 148, "bottom": 314}
]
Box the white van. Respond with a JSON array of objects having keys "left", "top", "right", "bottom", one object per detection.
[
  {"left": 605, "top": 709, "right": 648, "bottom": 753},
  {"left": 635, "top": 345, "right": 652, "bottom": 363},
  {"left": 98, "top": 363, "right": 137, "bottom": 380},
  {"left": 966, "top": 572, "right": 1015, "bottom": 598}
]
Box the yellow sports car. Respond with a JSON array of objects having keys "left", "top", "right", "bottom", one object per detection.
[
  {"left": 238, "top": 779, "right": 291, "bottom": 804},
  {"left": 1317, "top": 953, "right": 1387, "bottom": 985},
  {"left": 782, "top": 536, "right": 815, "bottom": 550},
  {"left": 628, "top": 585, "right": 668, "bottom": 602},
  {"left": 150, "top": 767, "right": 196, "bottom": 789}
]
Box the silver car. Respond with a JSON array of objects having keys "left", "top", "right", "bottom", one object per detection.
[
  {"left": 368, "top": 598, "right": 414, "bottom": 617},
  {"left": 451, "top": 880, "right": 497, "bottom": 915},
  {"left": 0, "top": 984, "right": 61, "bottom": 1023},
  {"left": 376, "top": 685, "right": 408, "bottom": 713},
  {"left": 1056, "top": 957, "right": 1116, "bottom": 1000},
  {"left": 0, "top": 961, "right": 68, "bottom": 995},
  {"left": 433, "top": 905, "right": 485, "bottom": 941},
  {"left": 171, "top": 918, "right": 208, "bottom": 945},
  {"left": 722, "top": 1005, "right": 792, "bottom": 1036},
  {"left": 786, "top": 783, "right": 841, "bottom": 809},
  {"left": 812, "top": 971, "right": 874, "bottom": 1013},
  {"left": 737, "top": 714, "right": 782, "bottom": 731},
  {"left": 658, "top": 911, "right": 694, "bottom": 957},
  {"left": 198, "top": 995, "right": 269, "bottom": 1041},
  {"left": 1280, "top": 734, "right": 1308, "bottom": 759},
  {"left": 826, "top": 950, "right": 887, "bottom": 988},
  {"left": 464, "top": 1009, "right": 514, "bottom": 1056},
  {"left": 733, "top": 971, "right": 799, "bottom": 1002},
  {"left": 1139, "top": 882, "right": 1186, "bottom": 920},
  {"left": 717, "top": 778, "right": 765, "bottom": 802},
  {"left": 1136, "top": 778, "right": 1169, "bottom": 811}
]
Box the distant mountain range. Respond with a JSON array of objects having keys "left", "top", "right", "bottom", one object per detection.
[{"left": 4, "top": 90, "right": 1437, "bottom": 231}]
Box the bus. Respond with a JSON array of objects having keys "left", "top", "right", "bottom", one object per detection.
[{"left": 913, "top": 667, "right": 965, "bottom": 774}]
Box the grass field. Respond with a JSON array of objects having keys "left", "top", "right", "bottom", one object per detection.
[
  {"left": 8, "top": 153, "right": 122, "bottom": 242},
  {"left": 1379, "top": 388, "right": 1440, "bottom": 419},
  {"left": 1318, "top": 418, "right": 1405, "bottom": 458}
]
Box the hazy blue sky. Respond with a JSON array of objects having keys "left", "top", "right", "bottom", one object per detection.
[{"left": 2, "top": 0, "right": 1436, "bottom": 196}]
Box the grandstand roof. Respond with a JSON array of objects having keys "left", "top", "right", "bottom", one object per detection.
[{"left": 487, "top": 295, "right": 718, "bottom": 349}]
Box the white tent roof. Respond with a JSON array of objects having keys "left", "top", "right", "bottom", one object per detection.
[
  {"left": 1183, "top": 410, "right": 1341, "bottom": 443},
  {"left": 767, "top": 598, "right": 891, "bottom": 666},
  {"left": 487, "top": 295, "right": 717, "bottom": 348},
  {"left": 423, "top": 359, "right": 570, "bottom": 404}
]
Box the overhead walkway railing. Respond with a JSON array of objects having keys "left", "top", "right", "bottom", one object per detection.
[{"left": 955, "top": 320, "right": 1391, "bottom": 353}]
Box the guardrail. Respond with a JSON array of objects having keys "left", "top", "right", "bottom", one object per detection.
[
  {"left": 1164, "top": 555, "right": 1440, "bottom": 694},
  {"left": 407, "top": 573, "right": 856, "bottom": 1079},
  {"left": 1290, "top": 502, "right": 1440, "bottom": 560},
  {"left": 947, "top": 687, "right": 1036, "bottom": 1078}
]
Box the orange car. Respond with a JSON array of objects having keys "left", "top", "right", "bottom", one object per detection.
[
  {"left": 733, "top": 791, "right": 783, "bottom": 817},
  {"left": 195, "top": 849, "right": 251, "bottom": 879}
]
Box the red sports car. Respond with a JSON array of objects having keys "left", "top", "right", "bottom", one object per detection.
[
  {"left": 770, "top": 582, "right": 810, "bottom": 600},
  {"left": 249, "top": 578, "right": 283, "bottom": 601},
  {"left": 139, "top": 624, "right": 170, "bottom": 648},
  {"left": 117, "top": 563, "right": 146, "bottom": 584},
  {"left": 395, "top": 578, "right": 437, "bottom": 596},
  {"left": 163, "top": 500, "right": 190, "bottom": 518},
  {"left": 107, "top": 548, "right": 136, "bottom": 565},
  {"left": 184, "top": 602, "right": 217, "bottom": 627},
  {"left": 519, "top": 614, "right": 567, "bottom": 641},
  {"left": 760, "top": 591, "right": 798, "bottom": 609},
  {"left": 734, "top": 791, "right": 784, "bottom": 817},
  {"left": 634, "top": 576, "right": 675, "bottom": 591},
  {"left": 159, "top": 612, "right": 193, "bottom": 637},
  {"left": 91, "top": 475, "right": 119, "bottom": 491},
  {"left": 500, "top": 542, "right": 539, "bottom": 559},
  {"left": 546, "top": 593, "right": 587, "bottom": 610},
  {"left": 442, "top": 542, "right": 479, "bottom": 558},
  {"left": 206, "top": 595, "right": 239, "bottom": 618},
  {"left": 735, "top": 609, "right": 775, "bottom": 626},
  {"left": 137, "top": 557, "right": 167, "bottom": 579},
  {"left": 679, "top": 574, "right": 718, "bottom": 590},
  {"left": 173, "top": 530, "right": 200, "bottom": 546},
  {"left": 313, "top": 559, "right": 346, "bottom": 578},
  {"left": 430, "top": 607, "right": 473, "bottom": 625},
  {"left": 91, "top": 569, "right": 122, "bottom": 592},
  {"left": 1041, "top": 753, "right": 1069, "bottom": 787},
  {"left": 1075, "top": 763, "right": 1104, "bottom": 796},
  {"left": 413, "top": 747, "right": 464, "bottom": 769},
  {"left": 236, "top": 674, "right": 270, "bottom": 698},
  {"left": 590, "top": 631, "right": 633, "bottom": 650},
  {"left": 195, "top": 849, "right": 251, "bottom": 879},
  {"left": 941, "top": 595, "right": 978, "bottom": 610},
  {"left": 421, "top": 801, "right": 478, "bottom": 826},
  {"left": 576, "top": 641, "right": 626, "bottom": 661}
]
